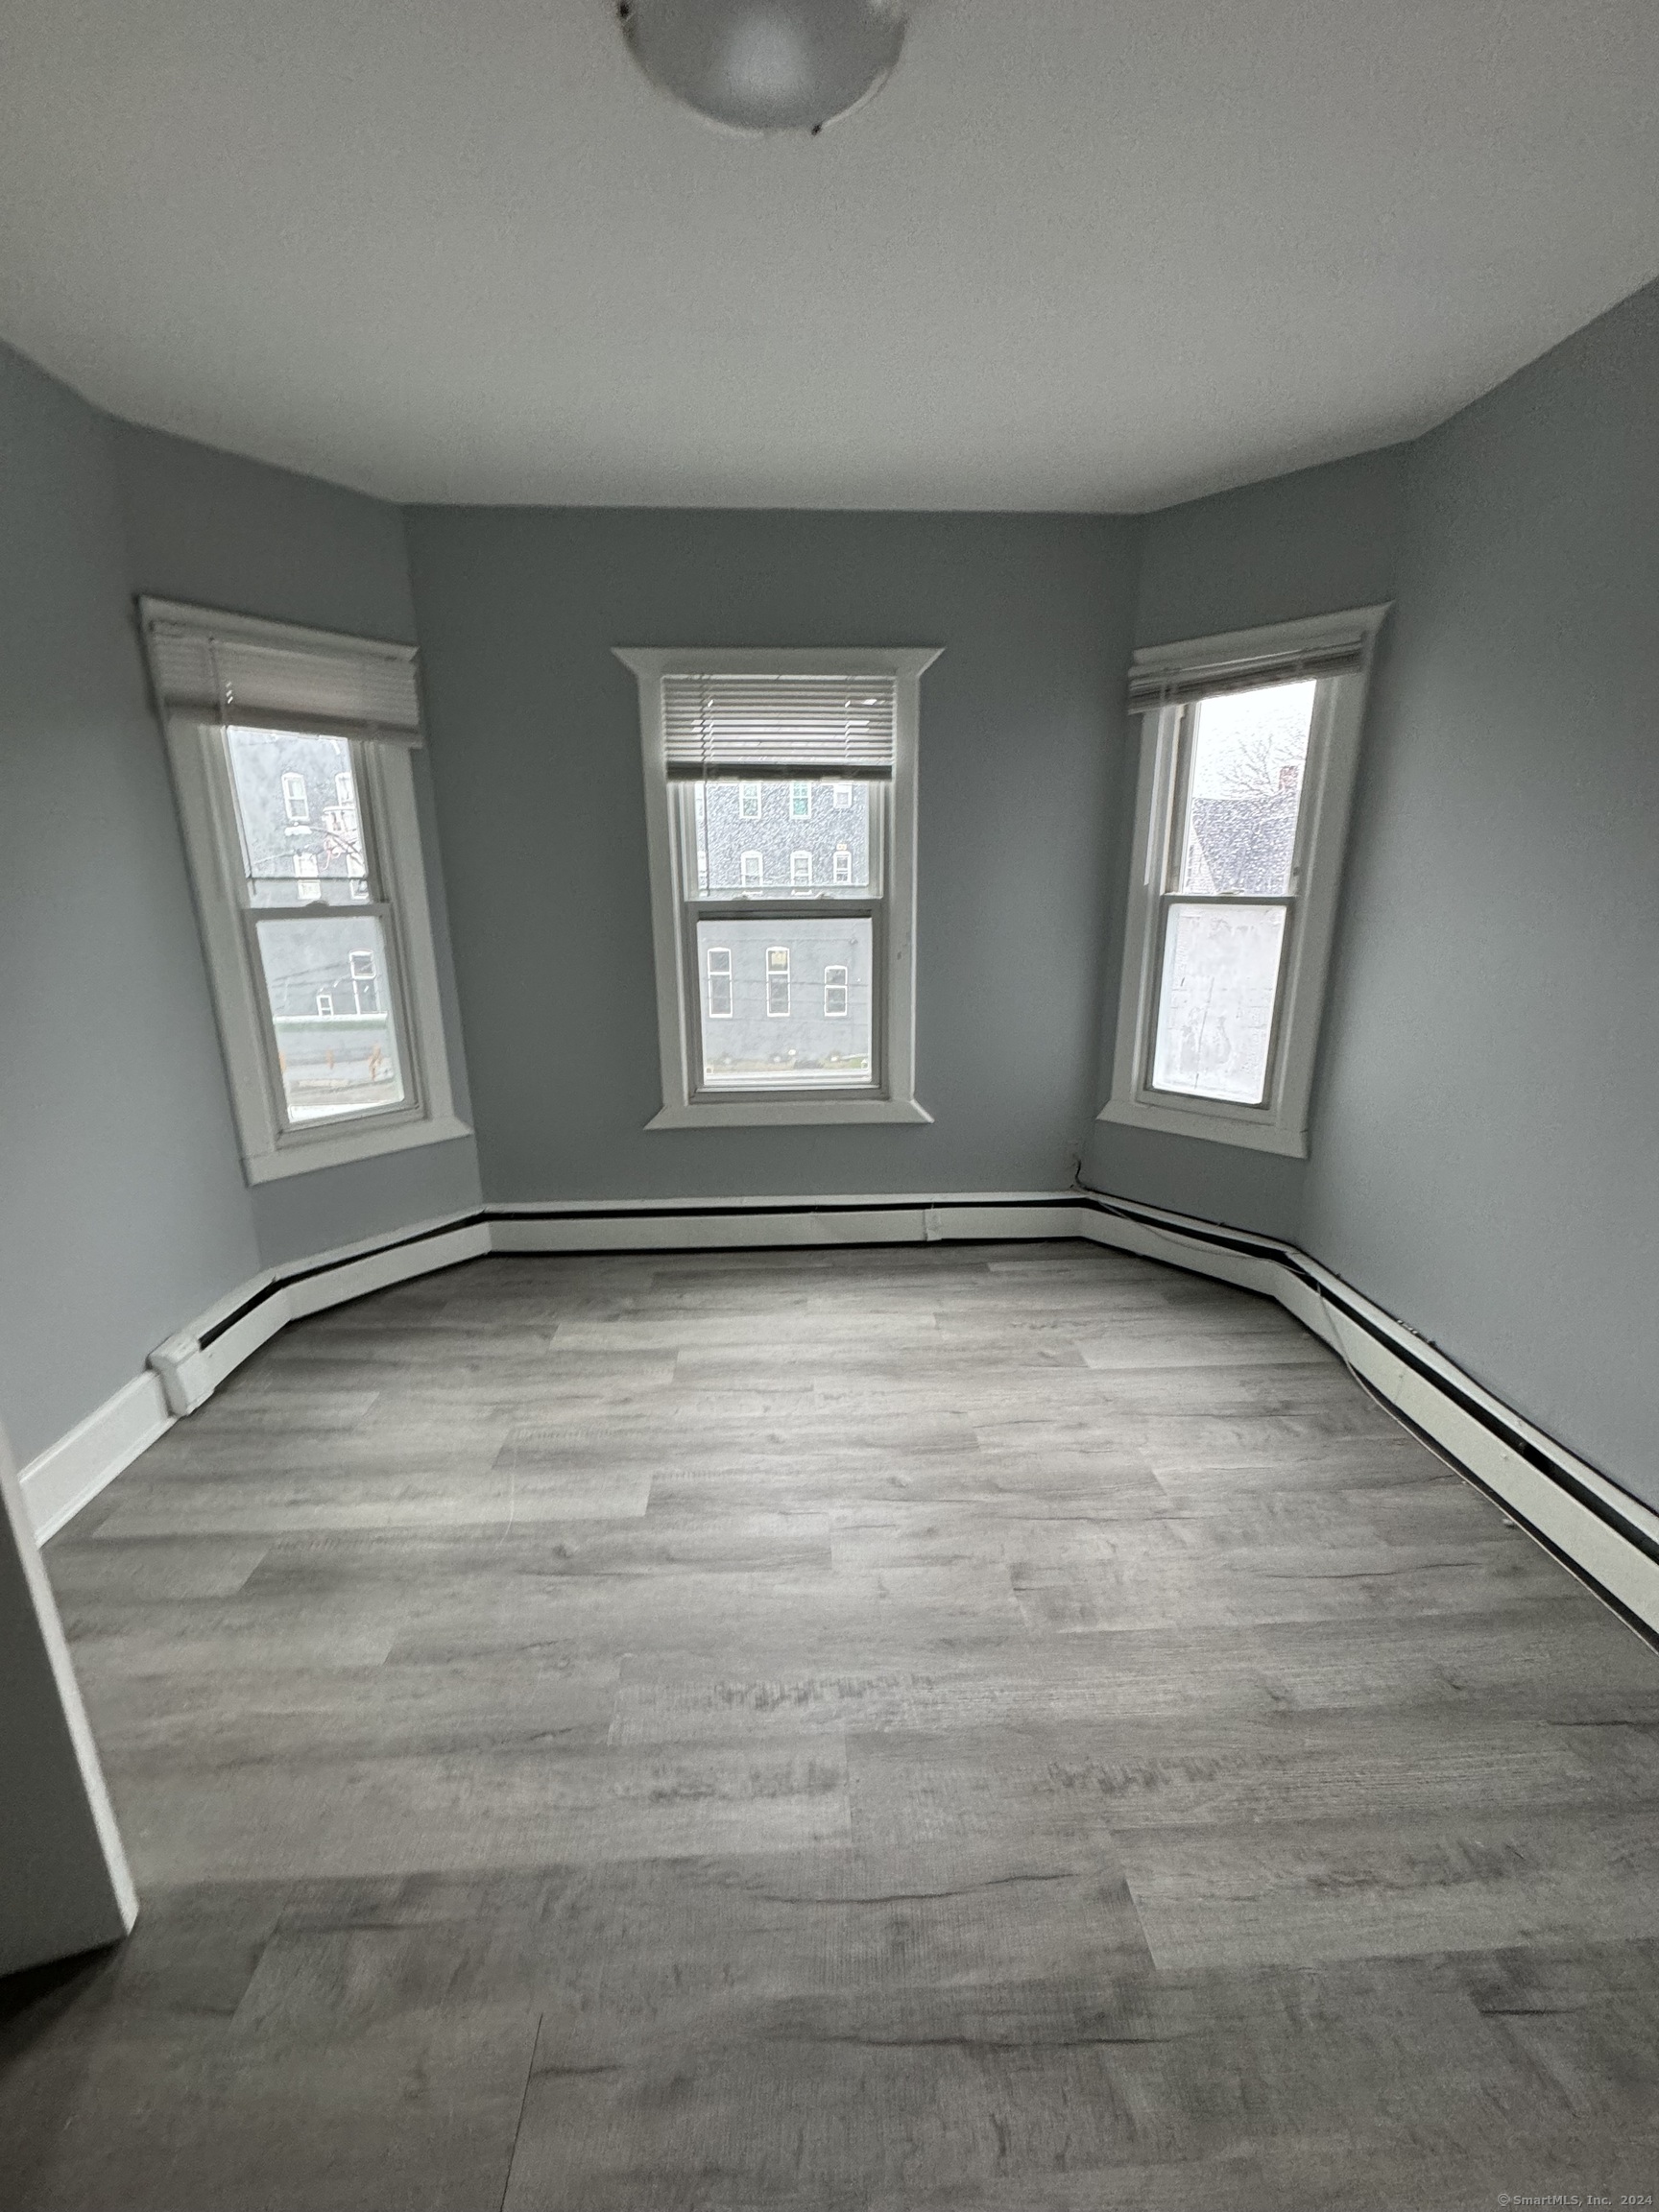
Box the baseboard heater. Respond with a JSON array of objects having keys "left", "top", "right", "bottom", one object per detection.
[{"left": 24, "top": 1188, "right": 1654, "bottom": 1647}]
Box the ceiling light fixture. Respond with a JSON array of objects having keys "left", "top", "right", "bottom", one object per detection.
[{"left": 618, "top": 0, "right": 907, "bottom": 136}]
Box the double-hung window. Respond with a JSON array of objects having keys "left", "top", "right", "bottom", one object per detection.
[
  {"left": 1099, "top": 606, "right": 1386, "bottom": 1156},
  {"left": 142, "top": 598, "right": 469, "bottom": 1182},
  {"left": 619, "top": 647, "right": 938, "bottom": 1127}
]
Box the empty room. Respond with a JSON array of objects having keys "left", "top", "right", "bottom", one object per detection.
[{"left": 2, "top": 3, "right": 1658, "bottom": 2207}]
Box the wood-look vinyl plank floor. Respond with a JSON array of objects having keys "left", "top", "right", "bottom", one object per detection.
[{"left": 7, "top": 1241, "right": 1659, "bottom": 2211}]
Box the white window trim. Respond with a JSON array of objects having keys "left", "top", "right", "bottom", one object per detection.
[
  {"left": 1098, "top": 605, "right": 1388, "bottom": 1159},
  {"left": 150, "top": 606, "right": 470, "bottom": 1184},
  {"left": 616, "top": 644, "right": 938, "bottom": 1129}
]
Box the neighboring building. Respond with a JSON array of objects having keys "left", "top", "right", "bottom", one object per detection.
[
  {"left": 691, "top": 781, "right": 875, "bottom": 1085},
  {"left": 225, "top": 728, "right": 399, "bottom": 1116},
  {"left": 697, "top": 778, "right": 870, "bottom": 893}
]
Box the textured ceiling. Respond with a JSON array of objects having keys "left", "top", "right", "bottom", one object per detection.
[{"left": 2, "top": 0, "right": 1655, "bottom": 508}]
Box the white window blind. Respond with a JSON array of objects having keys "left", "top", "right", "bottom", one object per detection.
[
  {"left": 1127, "top": 632, "right": 1370, "bottom": 716},
  {"left": 661, "top": 672, "right": 898, "bottom": 780},
  {"left": 140, "top": 597, "right": 422, "bottom": 743}
]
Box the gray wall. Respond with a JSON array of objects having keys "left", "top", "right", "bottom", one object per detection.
[
  {"left": 110, "top": 422, "right": 483, "bottom": 1265},
  {"left": 1078, "top": 445, "right": 1410, "bottom": 1238},
  {"left": 0, "top": 346, "right": 257, "bottom": 1466},
  {"left": 1302, "top": 282, "right": 1659, "bottom": 1500},
  {"left": 0, "top": 364, "right": 484, "bottom": 1471},
  {"left": 1076, "top": 284, "right": 1656, "bottom": 1502},
  {"left": 405, "top": 508, "right": 1139, "bottom": 1201}
]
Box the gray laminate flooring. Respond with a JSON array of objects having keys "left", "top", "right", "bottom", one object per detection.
[{"left": 6, "top": 1242, "right": 1659, "bottom": 2211}]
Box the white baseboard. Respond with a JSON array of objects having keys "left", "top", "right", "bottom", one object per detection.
[
  {"left": 491, "top": 1206, "right": 930, "bottom": 1254},
  {"left": 1074, "top": 1195, "right": 1659, "bottom": 1641},
  {"left": 488, "top": 1195, "right": 1078, "bottom": 1254},
  {"left": 24, "top": 1189, "right": 1658, "bottom": 1649},
  {"left": 151, "top": 1215, "right": 492, "bottom": 1415},
  {"left": 19, "top": 1370, "right": 174, "bottom": 1543}
]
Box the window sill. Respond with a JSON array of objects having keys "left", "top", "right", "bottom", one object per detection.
[
  {"left": 648, "top": 1097, "right": 934, "bottom": 1130},
  {"left": 1095, "top": 1094, "right": 1309, "bottom": 1158},
  {"left": 243, "top": 1111, "right": 475, "bottom": 1184}
]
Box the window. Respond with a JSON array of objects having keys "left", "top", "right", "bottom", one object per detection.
[
  {"left": 617, "top": 647, "right": 939, "bottom": 1126},
  {"left": 706, "top": 945, "right": 733, "bottom": 1019},
  {"left": 766, "top": 946, "right": 791, "bottom": 1016},
  {"left": 1099, "top": 606, "right": 1387, "bottom": 1156},
  {"left": 142, "top": 597, "right": 469, "bottom": 1182}
]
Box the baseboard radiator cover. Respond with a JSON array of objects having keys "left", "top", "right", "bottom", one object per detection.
[
  {"left": 1070, "top": 1190, "right": 1659, "bottom": 1647},
  {"left": 21, "top": 1190, "right": 1655, "bottom": 1646}
]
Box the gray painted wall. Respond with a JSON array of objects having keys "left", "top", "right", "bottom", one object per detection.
[
  {"left": 1080, "top": 283, "right": 1656, "bottom": 1502},
  {"left": 109, "top": 421, "right": 483, "bottom": 1266},
  {"left": 405, "top": 508, "right": 1139, "bottom": 1201},
  {"left": 1303, "top": 281, "right": 1659, "bottom": 1501},
  {"left": 1078, "top": 445, "right": 1410, "bottom": 1238},
  {"left": 0, "top": 345, "right": 258, "bottom": 1465},
  {"left": 0, "top": 365, "right": 483, "bottom": 1471}
]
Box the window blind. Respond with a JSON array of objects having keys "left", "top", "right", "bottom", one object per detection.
[
  {"left": 140, "top": 598, "right": 422, "bottom": 743},
  {"left": 661, "top": 672, "right": 898, "bottom": 780},
  {"left": 1127, "top": 632, "right": 1369, "bottom": 716}
]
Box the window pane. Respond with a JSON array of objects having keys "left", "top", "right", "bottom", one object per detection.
[
  {"left": 1151, "top": 902, "right": 1286, "bottom": 1105},
  {"left": 695, "top": 918, "right": 873, "bottom": 1089},
  {"left": 226, "top": 728, "right": 370, "bottom": 906},
  {"left": 765, "top": 945, "right": 791, "bottom": 1017},
  {"left": 695, "top": 781, "right": 871, "bottom": 894},
  {"left": 1176, "top": 681, "right": 1314, "bottom": 897},
  {"left": 254, "top": 913, "right": 407, "bottom": 1122}
]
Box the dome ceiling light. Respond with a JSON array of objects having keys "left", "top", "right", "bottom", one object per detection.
[{"left": 618, "top": 0, "right": 908, "bottom": 136}]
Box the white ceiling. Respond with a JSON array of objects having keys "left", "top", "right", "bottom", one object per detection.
[{"left": 2, "top": 0, "right": 1655, "bottom": 510}]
